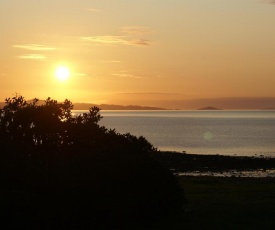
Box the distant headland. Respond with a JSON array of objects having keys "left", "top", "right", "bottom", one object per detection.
[
  {"left": 0, "top": 101, "right": 165, "bottom": 110},
  {"left": 73, "top": 103, "right": 166, "bottom": 110},
  {"left": 198, "top": 106, "right": 222, "bottom": 110},
  {"left": 1, "top": 99, "right": 275, "bottom": 110}
]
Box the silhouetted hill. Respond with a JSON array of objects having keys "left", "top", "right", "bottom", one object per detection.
[
  {"left": 0, "top": 101, "right": 165, "bottom": 110},
  {"left": 2, "top": 97, "right": 275, "bottom": 110},
  {"left": 74, "top": 103, "right": 165, "bottom": 110},
  {"left": 198, "top": 106, "right": 222, "bottom": 110},
  {"left": 151, "top": 97, "right": 275, "bottom": 110}
]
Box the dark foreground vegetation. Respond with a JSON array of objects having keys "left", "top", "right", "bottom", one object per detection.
[
  {"left": 0, "top": 95, "right": 185, "bottom": 229},
  {"left": 178, "top": 176, "right": 275, "bottom": 230},
  {"left": 1, "top": 95, "right": 274, "bottom": 229}
]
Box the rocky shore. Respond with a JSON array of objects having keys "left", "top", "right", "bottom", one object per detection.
[{"left": 154, "top": 151, "right": 275, "bottom": 177}]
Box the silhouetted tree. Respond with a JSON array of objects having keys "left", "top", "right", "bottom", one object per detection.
[{"left": 0, "top": 95, "right": 186, "bottom": 229}]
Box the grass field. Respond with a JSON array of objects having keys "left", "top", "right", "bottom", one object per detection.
[{"left": 175, "top": 176, "right": 275, "bottom": 230}]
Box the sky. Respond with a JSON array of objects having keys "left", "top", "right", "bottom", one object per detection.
[{"left": 1, "top": 0, "right": 275, "bottom": 108}]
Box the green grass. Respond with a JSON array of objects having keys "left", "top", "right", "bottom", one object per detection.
[{"left": 176, "top": 176, "right": 275, "bottom": 230}]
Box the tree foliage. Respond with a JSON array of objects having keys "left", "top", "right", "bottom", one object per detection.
[
  {"left": 0, "top": 95, "right": 155, "bottom": 155},
  {"left": 0, "top": 94, "right": 185, "bottom": 229}
]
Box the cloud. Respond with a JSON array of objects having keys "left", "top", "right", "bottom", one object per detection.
[
  {"left": 80, "top": 26, "right": 153, "bottom": 47},
  {"left": 18, "top": 54, "right": 47, "bottom": 60},
  {"left": 111, "top": 70, "right": 144, "bottom": 79},
  {"left": 80, "top": 36, "right": 150, "bottom": 46},
  {"left": 81, "top": 36, "right": 128, "bottom": 45},
  {"left": 120, "top": 26, "right": 153, "bottom": 35},
  {"left": 111, "top": 70, "right": 143, "bottom": 79},
  {"left": 116, "top": 92, "right": 179, "bottom": 95},
  {"left": 128, "top": 39, "right": 150, "bottom": 46},
  {"left": 87, "top": 8, "right": 101, "bottom": 13},
  {"left": 103, "top": 60, "right": 121, "bottom": 63},
  {"left": 13, "top": 44, "right": 56, "bottom": 51},
  {"left": 111, "top": 73, "right": 142, "bottom": 79}
]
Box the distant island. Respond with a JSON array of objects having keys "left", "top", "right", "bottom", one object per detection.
[
  {"left": 3, "top": 100, "right": 274, "bottom": 111},
  {"left": 0, "top": 101, "right": 165, "bottom": 110},
  {"left": 198, "top": 106, "right": 222, "bottom": 110},
  {"left": 73, "top": 103, "right": 166, "bottom": 110}
]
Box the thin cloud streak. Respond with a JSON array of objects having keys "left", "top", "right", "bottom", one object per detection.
[
  {"left": 18, "top": 54, "right": 47, "bottom": 60},
  {"left": 80, "top": 36, "right": 151, "bottom": 46},
  {"left": 103, "top": 60, "right": 121, "bottom": 63},
  {"left": 120, "top": 26, "right": 153, "bottom": 35},
  {"left": 81, "top": 36, "right": 128, "bottom": 45},
  {"left": 80, "top": 26, "right": 152, "bottom": 47},
  {"left": 111, "top": 73, "right": 142, "bottom": 79},
  {"left": 116, "top": 92, "right": 179, "bottom": 95},
  {"left": 13, "top": 44, "right": 56, "bottom": 51},
  {"left": 129, "top": 39, "right": 150, "bottom": 46},
  {"left": 87, "top": 8, "right": 101, "bottom": 12}
]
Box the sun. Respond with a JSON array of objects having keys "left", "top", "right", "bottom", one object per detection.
[{"left": 55, "top": 66, "right": 70, "bottom": 82}]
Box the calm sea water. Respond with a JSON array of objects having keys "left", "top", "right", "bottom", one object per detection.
[{"left": 73, "top": 110, "right": 275, "bottom": 156}]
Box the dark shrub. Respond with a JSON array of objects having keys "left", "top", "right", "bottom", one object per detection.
[{"left": 0, "top": 95, "right": 185, "bottom": 229}]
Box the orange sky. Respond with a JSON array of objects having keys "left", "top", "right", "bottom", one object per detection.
[{"left": 1, "top": 0, "right": 275, "bottom": 108}]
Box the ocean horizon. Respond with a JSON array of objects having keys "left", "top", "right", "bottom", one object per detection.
[{"left": 73, "top": 110, "right": 275, "bottom": 157}]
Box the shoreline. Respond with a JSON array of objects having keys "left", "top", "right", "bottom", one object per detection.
[
  {"left": 155, "top": 151, "right": 275, "bottom": 178},
  {"left": 177, "top": 169, "right": 275, "bottom": 178}
]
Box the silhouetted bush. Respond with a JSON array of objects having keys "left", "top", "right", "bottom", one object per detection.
[{"left": 0, "top": 95, "right": 186, "bottom": 229}]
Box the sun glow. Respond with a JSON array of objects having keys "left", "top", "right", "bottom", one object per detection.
[{"left": 55, "top": 66, "right": 70, "bottom": 82}]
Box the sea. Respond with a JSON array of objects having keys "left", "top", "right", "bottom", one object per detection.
[{"left": 73, "top": 110, "right": 275, "bottom": 157}]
